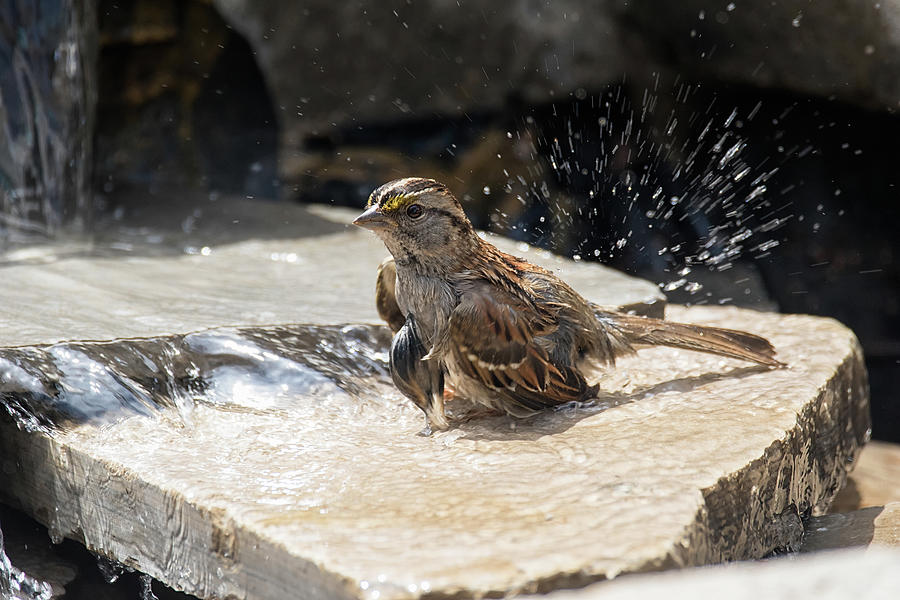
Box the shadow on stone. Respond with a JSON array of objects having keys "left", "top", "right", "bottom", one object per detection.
[
  {"left": 802, "top": 506, "right": 882, "bottom": 552},
  {"left": 456, "top": 364, "right": 773, "bottom": 442}
]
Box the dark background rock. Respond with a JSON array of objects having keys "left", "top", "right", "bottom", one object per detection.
[
  {"left": 210, "top": 0, "right": 625, "bottom": 185},
  {"left": 94, "top": 0, "right": 278, "bottom": 198},
  {"left": 614, "top": 0, "right": 900, "bottom": 112}
]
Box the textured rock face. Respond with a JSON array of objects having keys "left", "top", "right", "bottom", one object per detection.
[
  {"left": 616, "top": 1, "right": 900, "bottom": 111},
  {"left": 0, "top": 221, "right": 870, "bottom": 600},
  {"left": 206, "top": 0, "right": 900, "bottom": 161}
]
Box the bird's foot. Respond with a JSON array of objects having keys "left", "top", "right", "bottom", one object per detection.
[{"left": 553, "top": 399, "right": 597, "bottom": 412}]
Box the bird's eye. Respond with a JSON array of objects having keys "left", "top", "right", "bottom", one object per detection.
[{"left": 406, "top": 204, "right": 424, "bottom": 219}]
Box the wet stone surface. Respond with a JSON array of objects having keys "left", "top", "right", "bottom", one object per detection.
[
  {"left": 0, "top": 311, "right": 869, "bottom": 593},
  {"left": 0, "top": 202, "right": 869, "bottom": 599}
]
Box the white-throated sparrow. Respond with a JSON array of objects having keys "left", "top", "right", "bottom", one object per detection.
[{"left": 354, "top": 177, "right": 784, "bottom": 432}]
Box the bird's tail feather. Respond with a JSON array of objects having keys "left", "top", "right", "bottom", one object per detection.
[{"left": 593, "top": 309, "right": 785, "bottom": 367}]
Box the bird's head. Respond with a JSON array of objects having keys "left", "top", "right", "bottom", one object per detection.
[{"left": 352, "top": 177, "right": 477, "bottom": 271}]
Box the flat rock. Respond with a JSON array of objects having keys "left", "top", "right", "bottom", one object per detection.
[
  {"left": 831, "top": 441, "right": 900, "bottom": 512},
  {"left": 0, "top": 299, "right": 869, "bottom": 599},
  {"left": 802, "top": 503, "right": 900, "bottom": 553},
  {"left": 535, "top": 547, "right": 900, "bottom": 600}
]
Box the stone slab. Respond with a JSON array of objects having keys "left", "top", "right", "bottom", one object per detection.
[
  {"left": 831, "top": 441, "right": 900, "bottom": 513},
  {"left": 802, "top": 503, "right": 900, "bottom": 553},
  {"left": 534, "top": 548, "right": 900, "bottom": 600},
  {"left": 0, "top": 303, "right": 869, "bottom": 600},
  {"left": 0, "top": 201, "right": 662, "bottom": 348}
]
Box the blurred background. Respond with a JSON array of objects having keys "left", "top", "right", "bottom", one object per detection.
[{"left": 1, "top": 0, "right": 897, "bottom": 445}]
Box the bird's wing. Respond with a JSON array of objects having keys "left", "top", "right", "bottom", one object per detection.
[
  {"left": 449, "top": 286, "right": 595, "bottom": 413},
  {"left": 391, "top": 313, "right": 447, "bottom": 430},
  {"left": 376, "top": 257, "right": 405, "bottom": 333}
]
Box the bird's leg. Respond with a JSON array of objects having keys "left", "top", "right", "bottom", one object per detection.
[
  {"left": 421, "top": 360, "right": 448, "bottom": 433},
  {"left": 417, "top": 387, "right": 447, "bottom": 437}
]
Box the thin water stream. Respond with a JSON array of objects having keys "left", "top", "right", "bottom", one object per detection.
[
  {"left": 0, "top": 0, "right": 95, "bottom": 246},
  {"left": 1, "top": 323, "right": 394, "bottom": 436}
]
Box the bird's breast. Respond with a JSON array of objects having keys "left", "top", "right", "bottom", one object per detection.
[{"left": 394, "top": 271, "right": 456, "bottom": 349}]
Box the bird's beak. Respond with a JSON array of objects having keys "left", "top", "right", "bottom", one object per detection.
[{"left": 352, "top": 205, "right": 392, "bottom": 230}]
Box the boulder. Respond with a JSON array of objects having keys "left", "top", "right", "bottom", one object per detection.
[{"left": 0, "top": 195, "right": 661, "bottom": 347}]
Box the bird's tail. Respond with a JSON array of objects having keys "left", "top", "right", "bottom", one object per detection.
[{"left": 594, "top": 308, "right": 785, "bottom": 368}]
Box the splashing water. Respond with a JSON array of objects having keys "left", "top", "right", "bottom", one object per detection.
[
  {"left": 498, "top": 77, "right": 795, "bottom": 299},
  {"left": 0, "top": 523, "right": 53, "bottom": 600}
]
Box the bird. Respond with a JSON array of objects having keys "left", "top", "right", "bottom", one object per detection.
[{"left": 353, "top": 177, "right": 784, "bottom": 433}]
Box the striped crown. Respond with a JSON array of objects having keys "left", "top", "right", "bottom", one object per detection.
[{"left": 367, "top": 178, "right": 451, "bottom": 213}]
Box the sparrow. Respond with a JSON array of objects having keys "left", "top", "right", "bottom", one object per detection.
[{"left": 353, "top": 177, "right": 784, "bottom": 433}]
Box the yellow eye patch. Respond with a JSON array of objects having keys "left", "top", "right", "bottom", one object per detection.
[
  {"left": 380, "top": 194, "right": 413, "bottom": 213},
  {"left": 367, "top": 192, "right": 417, "bottom": 213}
]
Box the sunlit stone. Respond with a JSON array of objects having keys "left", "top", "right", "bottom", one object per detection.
[{"left": 0, "top": 202, "right": 868, "bottom": 599}]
